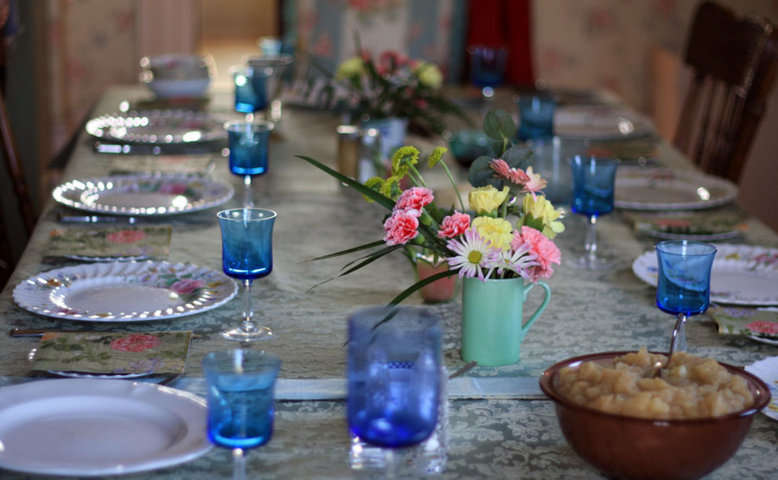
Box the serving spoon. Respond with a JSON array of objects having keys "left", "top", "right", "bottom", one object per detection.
[{"left": 652, "top": 314, "right": 687, "bottom": 378}]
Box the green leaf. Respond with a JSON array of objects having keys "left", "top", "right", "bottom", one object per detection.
[
  {"left": 387, "top": 269, "right": 459, "bottom": 305},
  {"left": 502, "top": 144, "right": 534, "bottom": 170},
  {"left": 308, "top": 240, "right": 386, "bottom": 262},
  {"left": 483, "top": 110, "right": 517, "bottom": 142},
  {"left": 296, "top": 155, "right": 396, "bottom": 210},
  {"left": 308, "top": 245, "right": 402, "bottom": 291},
  {"left": 468, "top": 155, "right": 504, "bottom": 189}
]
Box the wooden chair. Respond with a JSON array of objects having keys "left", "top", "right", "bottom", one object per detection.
[{"left": 673, "top": 1, "right": 776, "bottom": 183}]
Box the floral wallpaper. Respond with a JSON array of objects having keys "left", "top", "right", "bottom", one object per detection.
[
  {"left": 533, "top": 0, "right": 778, "bottom": 112},
  {"left": 46, "top": 0, "right": 138, "bottom": 156}
]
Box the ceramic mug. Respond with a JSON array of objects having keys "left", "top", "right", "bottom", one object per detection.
[{"left": 461, "top": 277, "right": 551, "bottom": 366}]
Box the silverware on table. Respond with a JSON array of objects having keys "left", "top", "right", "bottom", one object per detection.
[
  {"left": 9, "top": 328, "right": 57, "bottom": 338},
  {"left": 58, "top": 214, "right": 139, "bottom": 225}
]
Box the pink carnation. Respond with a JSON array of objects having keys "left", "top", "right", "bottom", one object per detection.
[
  {"left": 438, "top": 211, "right": 470, "bottom": 238},
  {"left": 746, "top": 321, "right": 778, "bottom": 336},
  {"left": 395, "top": 187, "right": 434, "bottom": 211},
  {"left": 514, "top": 226, "right": 561, "bottom": 281},
  {"left": 383, "top": 210, "right": 420, "bottom": 246}
]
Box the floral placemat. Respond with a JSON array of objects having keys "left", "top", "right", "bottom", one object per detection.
[
  {"left": 624, "top": 211, "right": 747, "bottom": 241},
  {"left": 47, "top": 225, "right": 172, "bottom": 259},
  {"left": 708, "top": 306, "right": 778, "bottom": 340},
  {"left": 31, "top": 331, "right": 192, "bottom": 376}
]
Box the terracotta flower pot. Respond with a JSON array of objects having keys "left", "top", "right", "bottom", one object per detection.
[{"left": 416, "top": 259, "right": 456, "bottom": 303}]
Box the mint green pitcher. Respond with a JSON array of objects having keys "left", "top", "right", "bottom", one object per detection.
[{"left": 461, "top": 277, "right": 551, "bottom": 366}]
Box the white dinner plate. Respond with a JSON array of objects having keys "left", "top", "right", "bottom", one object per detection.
[
  {"left": 745, "top": 358, "right": 778, "bottom": 421},
  {"left": 52, "top": 173, "right": 233, "bottom": 216},
  {"left": 632, "top": 244, "right": 778, "bottom": 306},
  {"left": 0, "top": 379, "right": 211, "bottom": 476},
  {"left": 85, "top": 109, "right": 227, "bottom": 145},
  {"left": 554, "top": 105, "right": 654, "bottom": 140},
  {"left": 615, "top": 167, "right": 738, "bottom": 210},
  {"left": 13, "top": 260, "right": 237, "bottom": 322}
]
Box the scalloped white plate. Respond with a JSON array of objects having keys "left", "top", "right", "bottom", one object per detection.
[
  {"left": 615, "top": 167, "right": 737, "bottom": 211},
  {"left": 632, "top": 244, "right": 778, "bottom": 306},
  {"left": 0, "top": 379, "right": 211, "bottom": 476},
  {"left": 745, "top": 357, "right": 778, "bottom": 421},
  {"left": 85, "top": 109, "right": 226, "bottom": 144},
  {"left": 52, "top": 173, "right": 233, "bottom": 216},
  {"left": 13, "top": 261, "right": 237, "bottom": 322}
]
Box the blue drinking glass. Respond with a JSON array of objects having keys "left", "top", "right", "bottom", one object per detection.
[
  {"left": 468, "top": 46, "right": 507, "bottom": 99},
  {"left": 656, "top": 241, "right": 717, "bottom": 352},
  {"left": 232, "top": 66, "right": 262, "bottom": 115},
  {"left": 225, "top": 121, "right": 273, "bottom": 207},
  {"left": 203, "top": 349, "right": 281, "bottom": 479},
  {"left": 516, "top": 94, "right": 556, "bottom": 141},
  {"left": 217, "top": 208, "right": 277, "bottom": 342},
  {"left": 347, "top": 306, "right": 442, "bottom": 448},
  {"left": 570, "top": 155, "right": 618, "bottom": 270}
]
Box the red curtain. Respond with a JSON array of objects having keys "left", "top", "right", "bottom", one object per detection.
[{"left": 466, "top": 0, "right": 534, "bottom": 87}]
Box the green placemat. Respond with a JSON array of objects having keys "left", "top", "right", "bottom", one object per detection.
[
  {"left": 47, "top": 225, "right": 172, "bottom": 259},
  {"left": 32, "top": 331, "right": 192, "bottom": 376},
  {"left": 709, "top": 306, "right": 778, "bottom": 339}
]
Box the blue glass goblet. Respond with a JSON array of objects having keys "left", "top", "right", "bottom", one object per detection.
[
  {"left": 517, "top": 94, "right": 556, "bottom": 141},
  {"left": 217, "top": 208, "right": 277, "bottom": 342},
  {"left": 570, "top": 155, "right": 618, "bottom": 270},
  {"left": 203, "top": 349, "right": 281, "bottom": 480},
  {"left": 248, "top": 56, "right": 293, "bottom": 123},
  {"left": 232, "top": 66, "right": 263, "bottom": 116},
  {"left": 468, "top": 46, "right": 507, "bottom": 100},
  {"left": 348, "top": 306, "right": 442, "bottom": 448},
  {"left": 656, "top": 241, "right": 717, "bottom": 352},
  {"left": 225, "top": 121, "right": 273, "bottom": 208}
]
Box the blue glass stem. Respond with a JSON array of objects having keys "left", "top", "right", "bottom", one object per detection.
[
  {"left": 585, "top": 215, "right": 598, "bottom": 263},
  {"left": 233, "top": 448, "right": 246, "bottom": 480},
  {"left": 242, "top": 279, "right": 255, "bottom": 334},
  {"left": 670, "top": 313, "right": 688, "bottom": 353},
  {"left": 243, "top": 176, "right": 254, "bottom": 208}
]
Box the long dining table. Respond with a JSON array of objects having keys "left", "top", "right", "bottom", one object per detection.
[{"left": 0, "top": 85, "right": 777, "bottom": 479}]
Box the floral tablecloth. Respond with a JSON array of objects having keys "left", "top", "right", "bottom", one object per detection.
[{"left": 0, "top": 87, "right": 777, "bottom": 479}]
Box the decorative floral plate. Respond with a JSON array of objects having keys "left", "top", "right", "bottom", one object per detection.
[
  {"left": 52, "top": 173, "right": 233, "bottom": 216},
  {"left": 13, "top": 261, "right": 237, "bottom": 322},
  {"left": 632, "top": 244, "right": 778, "bottom": 306},
  {"left": 85, "top": 109, "right": 227, "bottom": 145},
  {"left": 745, "top": 357, "right": 778, "bottom": 421},
  {"left": 0, "top": 379, "right": 211, "bottom": 476},
  {"left": 615, "top": 167, "right": 738, "bottom": 210},
  {"left": 708, "top": 306, "right": 778, "bottom": 345}
]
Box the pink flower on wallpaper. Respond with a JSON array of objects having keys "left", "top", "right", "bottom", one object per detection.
[
  {"left": 106, "top": 229, "right": 146, "bottom": 244},
  {"left": 300, "top": 11, "right": 317, "bottom": 38},
  {"left": 66, "top": 59, "right": 88, "bottom": 83},
  {"left": 170, "top": 279, "right": 206, "bottom": 295},
  {"left": 110, "top": 334, "right": 161, "bottom": 353},
  {"left": 439, "top": 14, "right": 451, "bottom": 29},
  {"left": 407, "top": 22, "right": 422, "bottom": 43},
  {"left": 115, "top": 10, "right": 134, "bottom": 33},
  {"left": 348, "top": 0, "right": 371, "bottom": 10},
  {"left": 587, "top": 8, "right": 615, "bottom": 31},
  {"left": 746, "top": 321, "right": 778, "bottom": 336},
  {"left": 312, "top": 33, "right": 333, "bottom": 58}
]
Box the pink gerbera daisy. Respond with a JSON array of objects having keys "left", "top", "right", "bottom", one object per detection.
[{"left": 490, "top": 159, "right": 530, "bottom": 185}]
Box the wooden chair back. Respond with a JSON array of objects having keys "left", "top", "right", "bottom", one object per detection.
[{"left": 673, "top": 1, "right": 776, "bottom": 182}]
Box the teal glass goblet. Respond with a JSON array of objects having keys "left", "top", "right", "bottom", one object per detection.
[
  {"left": 217, "top": 208, "right": 277, "bottom": 342},
  {"left": 656, "top": 241, "right": 717, "bottom": 352}
]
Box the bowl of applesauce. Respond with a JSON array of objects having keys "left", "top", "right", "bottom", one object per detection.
[{"left": 539, "top": 348, "right": 770, "bottom": 480}]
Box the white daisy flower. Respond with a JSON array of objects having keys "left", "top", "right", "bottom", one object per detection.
[
  {"left": 495, "top": 241, "right": 539, "bottom": 278},
  {"left": 446, "top": 228, "right": 500, "bottom": 280}
]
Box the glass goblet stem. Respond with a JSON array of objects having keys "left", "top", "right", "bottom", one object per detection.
[
  {"left": 243, "top": 176, "right": 254, "bottom": 208},
  {"left": 670, "top": 313, "right": 688, "bottom": 353},
  {"left": 242, "top": 279, "right": 255, "bottom": 334},
  {"left": 585, "top": 215, "right": 599, "bottom": 263},
  {"left": 233, "top": 448, "right": 246, "bottom": 480}
]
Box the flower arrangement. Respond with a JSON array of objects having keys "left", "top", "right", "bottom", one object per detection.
[
  {"left": 309, "top": 46, "right": 468, "bottom": 135},
  {"left": 299, "top": 110, "right": 566, "bottom": 305}
]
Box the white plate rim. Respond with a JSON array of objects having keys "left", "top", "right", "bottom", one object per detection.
[
  {"left": 85, "top": 109, "right": 227, "bottom": 145},
  {"left": 52, "top": 173, "right": 234, "bottom": 217},
  {"left": 615, "top": 167, "right": 737, "bottom": 211},
  {"left": 0, "top": 379, "right": 211, "bottom": 476},
  {"left": 745, "top": 357, "right": 778, "bottom": 421},
  {"left": 12, "top": 260, "right": 238, "bottom": 322},
  {"left": 631, "top": 244, "right": 778, "bottom": 306},
  {"left": 554, "top": 105, "right": 655, "bottom": 140}
]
